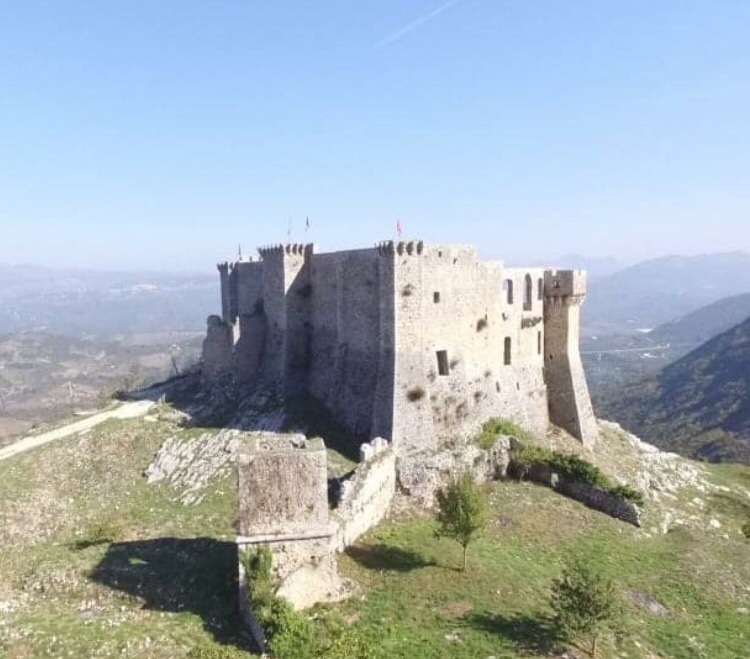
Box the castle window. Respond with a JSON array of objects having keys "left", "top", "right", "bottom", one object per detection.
[
  {"left": 537, "top": 331, "right": 542, "bottom": 355},
  {"left": 433, "top": 291, "right": 441, "bottom": 303},
  {"left": 504, "top": 337, "right": 512, "bottom": 365},
  {"left": 538, "top": 277, "right": 543, "bottom": 300},
  {"left": 523, "top": 274, "right": 532, "bottom": 311},
  {"left": 436, "top": 350, "right": 449, "bottom": 376},
  {"left": 504, "top": 279, "right": 514, "bottom": 304}
]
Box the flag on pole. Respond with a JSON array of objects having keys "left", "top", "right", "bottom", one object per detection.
[
  {"left": 306, "top": 216, "right": 310, "bottom": 232},
  {"left": 396, "top": 219, "right": 402, "bottom": 237},
  {"left": 287, "top": 217, "right": 292, "bottom": 239},
  {"left": 238, "top": 243, "right": 243, "bottom": 261}
]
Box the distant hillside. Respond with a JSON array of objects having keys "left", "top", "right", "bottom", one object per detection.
[
  {"left": 583, "top": 251, "right": 750, "bottom": 334},
  {"left": 0, "top": 331, "right": 203, "bottom": 445},
  {"left": 0, "top": 264, "right": 218, "bottom": 338},
  {"left": 649, "top": 292, "right": 750, "bottom": 344},
  {"left": 599, "top": 315, "right": 750, "bottom": 464}
]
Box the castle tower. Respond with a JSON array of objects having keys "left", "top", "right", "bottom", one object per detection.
[
  {"left": 256, "top": 244, "right": 313, "bottom": 396},
  {"left": 543, "top": 270, "right": 598, "bottom": 446}
]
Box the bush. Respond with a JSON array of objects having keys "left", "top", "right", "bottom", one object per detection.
[
  {"left": 187, "top": 644, "right": 246, "bottom": 659},
  {"left": 476, "top": 317, "right": 488, "bottom": 332},
  {"left": 475, "top": 417, "right": 534, "bottom": 449},
  {"left": 741, "top": 520, "right": 750, "bottom": 539},
  {"left": 510, "top": 442, "right": 645, "bottom": 506}
]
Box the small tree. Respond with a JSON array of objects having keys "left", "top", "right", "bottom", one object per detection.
[
  {"left": 550, "top": 558, "right": 617, "bottom": 657},
  {"left": 435, "top": 472, "right": 487, "bottom": 571}
]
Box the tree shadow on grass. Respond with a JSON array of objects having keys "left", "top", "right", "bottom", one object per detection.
[
  {"left": 345, "top": 544, "right": 436, "bottom": 572},
  {"left": 465, "top": 611, "right": 561, "bottom": 656},
  {"left": 90, "top": 537, "right": 252, "bottom": 651}
]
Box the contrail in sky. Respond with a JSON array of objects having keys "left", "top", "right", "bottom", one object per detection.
[{"left": 376, "top": 0, "right": 464, "bottom": 49}]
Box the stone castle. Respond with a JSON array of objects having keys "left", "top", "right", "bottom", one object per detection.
[{"left": 202, "top": 240, "right": 597, "bottom": 450}]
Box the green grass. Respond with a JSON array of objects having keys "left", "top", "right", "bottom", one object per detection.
[
  {"left": 328, "top": 480, "right": 750, "bottom": 658},
  {"left": 1, "top": 413, "right": 749, "bottom": 658}
]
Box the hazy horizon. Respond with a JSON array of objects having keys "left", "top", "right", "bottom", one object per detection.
[{"left": 2, "top": 1, "right": 749, "bottom": 270}]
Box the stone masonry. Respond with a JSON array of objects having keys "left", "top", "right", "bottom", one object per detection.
[{"left": 203, "top": 241, "right": 598, "bottom": 451}]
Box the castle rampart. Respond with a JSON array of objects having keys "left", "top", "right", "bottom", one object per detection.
[{"left": 203, "top": 241, "right": 597, "bottom": 451}]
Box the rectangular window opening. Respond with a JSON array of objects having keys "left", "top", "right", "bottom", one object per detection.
[
  {"left": 537, "top": 331, "right": 542, "bottom": 355},
  {"left": 436, "top": 350, "right": 449, "bottom": 376},
  {"left": 433, "top": 291, "right": 441, "bottom": 303}
]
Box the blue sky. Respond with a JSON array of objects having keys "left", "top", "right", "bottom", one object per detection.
[{"left": 1, "top": 1, "right": 749, "bottom": 271}]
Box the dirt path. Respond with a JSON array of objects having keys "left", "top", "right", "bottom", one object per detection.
[{"left": 0, "top": 400, "right": 155, "bottom": 462}]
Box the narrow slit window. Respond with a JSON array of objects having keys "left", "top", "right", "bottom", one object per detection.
[
  {"left": 504, "top": 279, "right": 514, "bottom": 304},
  {"left": 538, "top": 278, "right": 544, "bottom": 300},
  {"left": 504, "top": 337, "right": 512, "bottom": 365},
  {"left": 523, "top": 274, "right": 532, "bottom": 310},
  {"left": 436, "top": 350, "right": 449, "bottom": 376},
  {"left": 537, "top": 331, "right": 542, "bottom": 355}
]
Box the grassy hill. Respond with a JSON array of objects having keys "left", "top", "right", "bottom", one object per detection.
[
  {"left": 600, "top": 315, "right": 750, "bottom": 464},
  {"left": 1, "top": 407, "right": 749, "bottom": 658}
]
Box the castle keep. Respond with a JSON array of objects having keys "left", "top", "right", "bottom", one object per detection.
[{"left": 202, "top": 240, "right": 597, "bottom": 451}]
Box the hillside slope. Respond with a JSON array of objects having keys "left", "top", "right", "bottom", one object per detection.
[
  {"left": 601, "top": 315, "right": 750, "bottom": 463},
  {"left": 0, "top": 406, "right": 748, "bottom": 658}
]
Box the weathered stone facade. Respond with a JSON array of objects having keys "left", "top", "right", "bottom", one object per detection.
[
  {"left": 203, "top": 241, "right": 597, "bottom": 451},
  {"left": 236, "top": 434, "right": 396, "bottom": 611}
]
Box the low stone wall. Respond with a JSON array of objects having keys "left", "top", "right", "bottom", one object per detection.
[
  {"left": 397, "top": 438, "right": 512, "bottom": 507},
  {"left": 524, "top": 463, "right": 641, "bottom": 526},
  {"left": 332, "top": 437, "right": 396, "bottom": 551}
]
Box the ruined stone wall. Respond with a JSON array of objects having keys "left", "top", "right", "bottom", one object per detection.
[
  {"left": 388, "top": 241, "right": 548, "bottom": 453},
  {"left": 543, "top": 270, "right": 598, "bottom": 446},
  {"left": 307, "top": 248, "right": 384, "bottom": 437},
  {"left": 201, "top": 315, "right": 233, "bottom": 381},
  {"left": 332, "top": 437, "right": 396, "bottom": 551}
]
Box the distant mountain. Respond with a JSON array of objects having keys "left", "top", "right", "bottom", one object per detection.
[
  {"left": 0, "top": 264, "right": 218, "bottom": 338},
  {"left": 583, "top": 251, "right": 750, "bottom": 335},
  {"left": 599, "top": 314, "right": 750, "bottom": 464},
  {"left": 649, "top": 292, "right": 750, "bottom": 345},
  {"left": 554, "top": 254, "right": 627, "bottom": 280}
]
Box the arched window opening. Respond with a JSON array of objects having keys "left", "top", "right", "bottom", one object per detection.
[
  {"left": 523, "top": 274, "right": 532, "bottom": 311},
  {"left": 504, "top": 337, "right": 512, "bottom": 365},
  {"left": 538, "top": 277, "right": 543, "bottom": 300},
  {"left": 504, "top": 279, "right": 514, "bottom": 305}
]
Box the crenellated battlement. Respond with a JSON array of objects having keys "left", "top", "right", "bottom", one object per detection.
[
  {"left": 544, "top": 269, "right": 587, "bottom": 303},
  {"left": 257, "top": 243, "right": 314, "bottom": 260},
  {"left": 376, "top": 240, "right": 425, "bottom": 256}
]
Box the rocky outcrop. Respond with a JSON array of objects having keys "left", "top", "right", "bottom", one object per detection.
[{"left": 396, "top": 438, "right": 511, "bottom": 507}]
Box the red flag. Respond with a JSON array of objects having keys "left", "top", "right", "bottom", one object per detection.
[{"left": 396, "top": 219, "right": 402, "bottom": 237}]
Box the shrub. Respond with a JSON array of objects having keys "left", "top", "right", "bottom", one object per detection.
[
  {"left": 510, "top": 442, "right": 645, "bottom": 506},
  {"left": 475, "top": 417, "right": 534, "bottom": 449},
  {"left": 476, "top": 317, "right": 488, "bottom": 332},
  {"left": 741, "top": 520, "right": 750, "bottom": 539},
  {"left": 187, "top": 644, "right": 246, "bottom": 659},
  {"left": 406, "top": 386, "right": 426, "bottom": 402},
  {"left": 401, "top": 284, "right": 414, "bottom": 297}
]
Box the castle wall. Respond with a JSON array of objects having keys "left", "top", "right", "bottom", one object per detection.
[
  {"left": 389, "top": 242, "right": 548, "bottom": 453},
  {"left": 205, "top": 241, "right": 597, "bottom": 451},
  {"left": 307, "top": 248, "right": 383, "bottom": 437}
]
